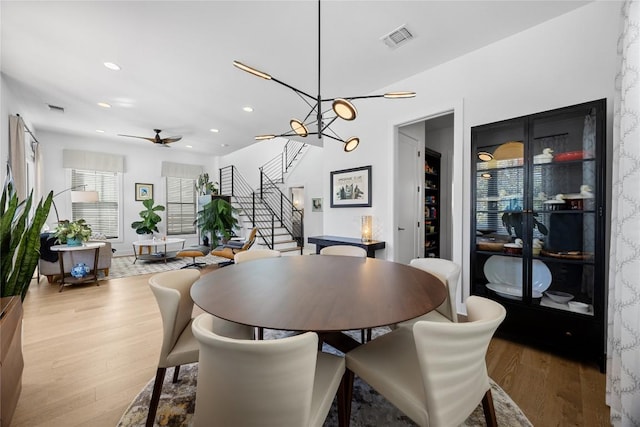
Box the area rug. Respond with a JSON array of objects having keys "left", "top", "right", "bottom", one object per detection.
[
  {"left": 118, "top": 329, "right": 532, "bottom": 427},
  {"left": 105, "top": 254, "right": 228, "bottom": 279}
]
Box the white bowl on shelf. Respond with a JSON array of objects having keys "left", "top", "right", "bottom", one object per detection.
[
  {"left": 568, "top": 301, "right": 590, "bottom": 313},
  {"left": 544, "top": 291, "right": 574, "bottom": 304}
]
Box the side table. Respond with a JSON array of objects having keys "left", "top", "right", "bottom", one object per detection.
[{"left": 50, "top": 242, "right": 105, "bottom": 292}]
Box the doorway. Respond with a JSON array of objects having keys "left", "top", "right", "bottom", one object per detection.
[{"left": 395, "top": 112, "right": 454, "bottom": 263}]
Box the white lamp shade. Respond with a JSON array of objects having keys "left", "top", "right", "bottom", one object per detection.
[{"left": 71, "top": 191, "right": 99, "bottom": 203}]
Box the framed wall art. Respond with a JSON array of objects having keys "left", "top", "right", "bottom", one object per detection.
[
  {"left": 312, "top": 198, "right": 323, "bottom": 212},
  {"left": 135, "top": 183, "right": 153, "bottom": 201},
  {"left": 330, "top": 165, "right": 372, "bottom": 208}
]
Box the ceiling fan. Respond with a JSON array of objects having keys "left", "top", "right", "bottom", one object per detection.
[{"left": 118, "top": 129, "right": 182, "bottom": 147}]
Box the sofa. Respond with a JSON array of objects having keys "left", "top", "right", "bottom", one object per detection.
[{"left": 39, "top": 234, "right": 113, "bottom": 283}]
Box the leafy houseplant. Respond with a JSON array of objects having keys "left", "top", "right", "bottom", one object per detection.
[
  {"left": 131, "top": 198, "right": 165, "bottom": 235},
  {"left": 194, "top": 198, "right": 238, "bottom": 247},
  {"left": 501, "top": 211, "right": 548, "bottom": 240},
  {"left": 54, "top": 219, "right": 92, "bottom": 245},
  {"left": 1, "top": 180, "right": 53, "bottom": 300},
  {"left": 195, "top": 173, "right": 218, "bottom": 196}
]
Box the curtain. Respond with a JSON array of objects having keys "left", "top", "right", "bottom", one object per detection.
[
  {"left": 62, "top": 149, "right": 124, "bottom": 173},
  {"left": 8, "top": 115, "right": 26, "bottom": 199},
  {"left": 606, "top": 1, "right": 640, "bottom": 426}
]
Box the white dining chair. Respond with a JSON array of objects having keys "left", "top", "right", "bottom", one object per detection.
[
  {"left": 320, "top": 245, "right": 367, "bottom": 257},
  {"left": 396, "top": 258, "right": 461, "bottom": 328},
  {"left": 320, "top": 244, "right": 368, "bottom": 342},
  {"left": 147, "top": 270, "right": 254, "bottom": 427},
  {"left": 234, "top": 248, "right": 281, "bottom": 264},
  {"left": 345, "top": 296, "right": 506, "bottom": 427},
  {"left": 191, "top": 313, "right": 347, "bottom": 427}
]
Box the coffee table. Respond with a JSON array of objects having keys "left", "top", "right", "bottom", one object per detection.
[
  {"left": 191, "top": 255, "right": 446, "bottom": 352},
  {"left": 132, "top": 238, "right": 185, "bottom": 263}
]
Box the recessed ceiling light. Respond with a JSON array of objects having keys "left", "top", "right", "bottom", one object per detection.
[
  {"left": 210, "top": 128, "right": 219, "bottom": 133},
  {"left": 185, "top": 145, "right": 193, "bottom": 148},
  {"left": 103, "top": 62, "right": 121, "bottom": 71},
  {"left": 243, "top": 106, "right": 253, "bottom": 112},
  {"left": 95, "top": 129, "right": 105, "bottom": 133},
  {"left": 97, "top": 102, "right": 111, "bottom": 108}
]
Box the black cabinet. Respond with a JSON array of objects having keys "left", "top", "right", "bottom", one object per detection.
[
  {"left": 424, "top": 149, "right": 441, "bottom": 258},
  {"left": 470, "top": 99, "right": 606, "bottom": 369}
]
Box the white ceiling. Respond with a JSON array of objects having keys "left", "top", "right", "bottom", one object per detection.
[{"left": 1, "top": 1, "right": 589, "bottom": 156}]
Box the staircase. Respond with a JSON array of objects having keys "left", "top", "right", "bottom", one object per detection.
[{"left": 218, "top": 165, "right": 303, "bottom": 254}]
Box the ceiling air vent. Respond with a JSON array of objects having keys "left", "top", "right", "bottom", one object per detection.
[
  {"left": 381, "top": 25, "right": 414, "bottom": 49},
  {"left": 47, "top": 104, "right": 65, "bottom": 113}
]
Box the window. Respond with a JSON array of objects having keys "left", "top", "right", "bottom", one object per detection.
[
  {"left": 166, "top": 177, "right": 196, "bottom": 235},
  {"left": 71, "top": 169, "right": 119, "bottom": 238}
]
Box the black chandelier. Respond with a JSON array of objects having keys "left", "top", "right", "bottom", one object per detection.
[{"left": 233, "top": 0, "right": 415, "bottom": 152}]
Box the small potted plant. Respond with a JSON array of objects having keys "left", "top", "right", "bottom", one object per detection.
[
  {"left": 54, "top": 219, "right": 92, "bottom": 246},
  {"left": 131, "top": 198, "right": 165, "bottom": 237},
  {"left": 195, "top": 173, "right": 219, "bottom": 196}
]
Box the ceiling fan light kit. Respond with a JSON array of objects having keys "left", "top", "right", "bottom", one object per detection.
[{"left": 233, "top": 0, "right": 415, "bottom": 153}]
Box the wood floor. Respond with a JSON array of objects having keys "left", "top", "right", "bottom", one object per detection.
[{"left": 12, "top": 267, "right": 610, "bottom": 427}]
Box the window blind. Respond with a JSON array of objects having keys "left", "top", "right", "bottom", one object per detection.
[
  {"left": 71, "top": 169, "right": 119, "bottom": 238},
  {"left": 166, "top": 177, "right": 196, "bottom": 235}
]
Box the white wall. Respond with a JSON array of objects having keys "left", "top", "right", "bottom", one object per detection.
[
  {"left": 39, "top": 130, "right": 216, "bottom": 255},
  {"left": 321, "top": 2, "right": 620, "bottom": 303},
  {"left": 218, "top": 137, "right": 287, "bottom": 188}
]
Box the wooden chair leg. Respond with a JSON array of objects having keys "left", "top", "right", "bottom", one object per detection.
[
  {"left": 146, "top": 367, "right": 166, "bottom": 427},
  {"left": 257, "top": 327, "right": 264, "bottom": 340},
  {"left": 481, "top": 389, "right": 498, "bottom": 427},
  {"left": 172, "top": 365, "right": 180, "bottom": 383},
  {"left": 338, "top": 369, "right": 354, "bottom": 427}
]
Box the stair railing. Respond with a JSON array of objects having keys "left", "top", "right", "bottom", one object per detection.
[
  {"left": 260, "top": 139, "right": 307, "bottom": 184},
  {"left": 219, "top": 165, "right": 278, "bottom": 249},
  {"left": 259, "top": 170, "right": 304, "bottom": 249}
]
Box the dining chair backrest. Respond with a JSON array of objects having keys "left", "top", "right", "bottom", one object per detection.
[
  {"left": 148, "top": 269, "right": 201, "bottom": 367},
  {"left": 320, "top": 245, "right": 367, "bottom": 257},
  {"left": 234, "top": 248, "right": 281, "bottom": 264},
  {"left": 412, "top": 296, "right": 506, "bottom": 426},
  {"left": 409, "top": 258, "right": 461, "bottom": 322},
  {"left": 191, "top": 314, "right": 325, "bottom": 426}
]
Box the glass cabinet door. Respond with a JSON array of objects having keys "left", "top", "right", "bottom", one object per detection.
[
  {"left": 529, "top": 104, "right": 601, "bottom": 317},
  {"left": 472, "top": 118, "right": 529, "bottom": 300}
]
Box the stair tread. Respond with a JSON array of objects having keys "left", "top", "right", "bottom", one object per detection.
[{"left": 279, "top": 246, "right": 303, "bottom": 253}]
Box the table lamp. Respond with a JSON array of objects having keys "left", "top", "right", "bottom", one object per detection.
[{"left": 361, "top": 215, "right": 372, "bottom": 242}]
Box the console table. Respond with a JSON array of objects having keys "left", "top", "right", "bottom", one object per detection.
[
  {"left": 51, "top": 242, "right": 105, "bottom": 292},
  {"left": 307, "top": 235, "right": 386, "bottom": 258}
]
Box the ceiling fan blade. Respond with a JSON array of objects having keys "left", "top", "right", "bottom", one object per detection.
[
  {"left": 161, "top": 136, "right": 182, "bottom": 143},
  {"left": 118, "top": 134, "right": 157, "bottom": 143}
]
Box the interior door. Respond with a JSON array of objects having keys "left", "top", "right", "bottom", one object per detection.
[{"left": 396, "top": 132, "right": 421, "bottom": 264}]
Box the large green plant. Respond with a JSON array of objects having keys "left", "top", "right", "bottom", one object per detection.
[
  {"left": 131, "top": 198, "right": 165, "bottom": 235},
  {"left": 195, "top": 198, "right": 238, "bottom": 247},
  {"left": 1, "top": 182, "right": 53, "bottom": 301}
]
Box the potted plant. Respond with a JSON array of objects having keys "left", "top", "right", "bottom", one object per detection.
[
  {"left": 195, "top": 173, "right": 218, "bottom": 196},
  {"left": 194, "top": 198, "right": 238, "bottom": 247},
  {"left": 131, "top": 198, "right": 165, "bottom": 236},
  {"left": 501, "top": 211, "right": 548, "bottom": 240},
  {"left": 1, "top": 180, "right": 53, "bottom": 300},
  {"left": 53, "top": 219, "right": 92, "bottom": 246}
]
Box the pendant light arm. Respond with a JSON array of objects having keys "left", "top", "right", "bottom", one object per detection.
[{"left": 270, "top": 77, "right": 316, "bottom": 101}]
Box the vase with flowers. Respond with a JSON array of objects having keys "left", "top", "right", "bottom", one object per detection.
[{"left": 54, "top": 219, "right": 92, "bottom": 246}]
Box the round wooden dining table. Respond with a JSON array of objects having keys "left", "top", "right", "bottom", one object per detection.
[{"left": 191, "top": 255, "right": 447, "bottom": 350}]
